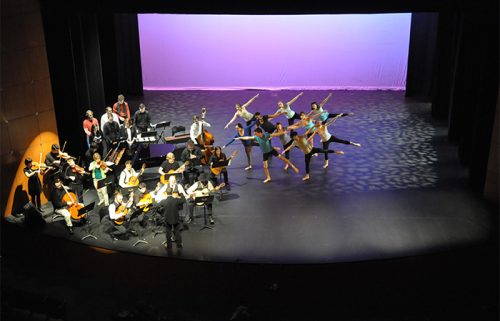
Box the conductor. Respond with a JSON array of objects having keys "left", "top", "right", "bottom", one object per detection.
[{"left": 158, "top": 187, "right": 186, "bottom": 249}]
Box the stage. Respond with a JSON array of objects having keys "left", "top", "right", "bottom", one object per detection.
[{"left": 12, "top": 90, "right": 498, "bottom": 264}]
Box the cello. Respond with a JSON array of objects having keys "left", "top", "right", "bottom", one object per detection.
[
  {"left": 196, "top": 107, "right": 215, "bottom": 165},
  {"left": 61, "top": 185, "right": 85, "bottom": 220}
]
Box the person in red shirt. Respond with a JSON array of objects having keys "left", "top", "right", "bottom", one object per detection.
[
  {"left": 112, "top": 94, "right": 131, "bottom": 123},
  {"left": 83, "top": 110, "right": 99, "bottom": 147}
]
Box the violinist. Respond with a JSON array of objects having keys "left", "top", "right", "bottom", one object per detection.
[
  {"left": 88, "top": 152, "right": 110, "bottom": 206},
  {"left": 51, "top": 177, "right": 76, "bottom": 234},
  {"left": 23, "top": 158, "right": 46, "bottom": 212},
  {"left": 89, "top": 124, "right": 103, "bottom": 155},
  {"left": 64, "top": 158, "right": 87, "bottom": 203},
  {"left": 108, "top": 191, "right": 137, "bottom": 240},
  {"left": 180, "top": 140, "right": 203, "bottom": 186},
  {"left": 44, "top": 144, "right": 63, "bottom": 193}
]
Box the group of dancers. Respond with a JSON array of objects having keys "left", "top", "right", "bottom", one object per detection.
[{"left": 22, "top": 92, "right": 361, "bottom": 248}]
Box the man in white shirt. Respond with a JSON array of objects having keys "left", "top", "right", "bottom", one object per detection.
[{"left": 190, "top": 111, "right": 211, "bottom": 145}]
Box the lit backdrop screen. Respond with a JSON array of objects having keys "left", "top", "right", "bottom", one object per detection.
[{"left": 138, "top": 14, "right": 411, "bottom": 90}]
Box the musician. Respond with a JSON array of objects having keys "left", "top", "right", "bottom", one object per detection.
[
  {"left": 112, "top": 94, "right": 131, "bottom": 123},
  {"left": 63, "top": 158, "right": 86, "bottom": 203},
  {"left": 190, "top": 114, "right": 211, "bottom": 145},
  {"left": 100, "top": 106, "right": 119, "bottom": 129},
  {"left": 120, "top": 117, "right": 137, "bottom": 157},
  {"left": 88, "top": 152, "right": 110, "bottom": 206},
  {"left": 89, "top": 124, "right": 103, "bottom": 155},
  {"left": 44, "top": 144, "right": 63, "bottom": 193},
  {"left": 209, "top": 146, "right": 230, "bottom": 190},
  {"left": 102, "top": 114, "right": 121, "bottom": 159},
  {"left": 186, "top": 173, "right": 223, "bottom": 224},
  {"left": 23, "top": 158, "right": 45, "bottom": 211},
  {"left": 51, "top": 178, "right": 75, "bottom": 234},
  {"left": 133, "top": 103, "right": 152, "bottom": 133},
  {"left": 83, "top": 110, "right": 99, "bottom": 148},
  {"left": 108, "top": 191, "right": 136, "bottom": 240},
  {"left": 158, "top": 187, "right": 186, "bottom": 249},
  {"left": 180, "top": 140, "right": 203, "bottom": 186},
  {"left": 118, "top": 160, "right": 138, "bottom": 195},
  {"left": 159, "top": 152, "right": 181, "bottom": 182}
]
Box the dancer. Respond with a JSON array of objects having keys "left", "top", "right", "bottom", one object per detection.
[
  {"left": 224, "top": 94, "right": 259, "bottom": 129},
  {"left": 275, "top": 92, "right": 303, "bottom": 125},
  {"left": 235, "top": 128, "right": 299, "bottom": 183},
  {"left": 282, "top": 131, "right": 344, "bottom": 181},
  {"left": 310, "top": 93, "right": 353, "bottom": 122},
  {"left": 223, "top": 121, "right": 256, "bottom": 170},
  {"left": 313, "top": 118, "right": 361, "bottom": 168},
  {"left": 254, "top": 111, "right": 282, "bottom": 134},
  {"left": 273, "top": 122, "right": 295, "bottom": 167}
]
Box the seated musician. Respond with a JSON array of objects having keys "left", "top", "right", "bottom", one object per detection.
[
  {"left": 180, "top": 140, "right": 203, "bottom": 186},
  {"left": 64, "top": 158, "right": 86, "bottom": 203},
  {"left": 185, "top": 173, "right": 224, "bottom": 225},
  {"left": 209, "top": 146, "right": 230, "bottom": 191},
  {"left": 51, "top": 177, "right": 80, "bottom": 234},
  {"left": 132, "top": 182, "right": 151, "bottom": 228},
  {"left": 119, "top": 160, "right": 138, "bottom": 195},
  {"left": 159, "top": 152, "right": 183, "bottom": 183},
  {"left": 152, "top": 175, "right": 188, "bottom": 203},
  {"left": 120, "top": 117, "right": 137, "bottom": 157},
  {"left": 108, "top": 191, "right": 137, "bottom": 240}
]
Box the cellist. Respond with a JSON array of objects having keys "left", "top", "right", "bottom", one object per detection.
[
  {"left": 189, "top": 110, "right": 211, "bottom": 145},
  {"left": 51, "top": 177, "right": 78, "bottom": 234}
]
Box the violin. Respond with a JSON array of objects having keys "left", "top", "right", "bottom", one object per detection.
[
  {"left": 58, "top": 151, "right": 76, "bottom": 160},
  {"left": 31, "top": 162, "right": 54, "bottom": 171},
  {"left": 71, "top": 165, "right": 89, "bottom": 175},
  {"left": 97, "top": 160, "right": 113, "bottom": 171}
]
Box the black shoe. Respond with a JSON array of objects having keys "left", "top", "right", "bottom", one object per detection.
[
  {"left": 165, "top": 243, "right": 172, "bottom": 249},
  {"left": 37, "top": 207, "right": 44, "bottom": 213},
  {"left": 226, "top": 184, "right": 231, "bottom": 191},
  {"left": 177, "top": 243, "right": 183, "bottom": 248},
  {"left": 209, "top": 216, "right": 215, "bottom": 225},
  {"left": 68, "top": 227, "right": 74, "bottom": 235}
]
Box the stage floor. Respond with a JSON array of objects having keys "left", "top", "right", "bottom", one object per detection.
[{"left": 25, "top": 90, "right": 498, "bottom": 263}]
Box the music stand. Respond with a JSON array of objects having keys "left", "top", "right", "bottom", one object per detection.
[
  {"left": 155, "top": 121, "right": 171, "bottom": 142},
  {"left": 211, "top": 159, "right": 230, "bottom": 200},
  {"left": 129, "top": 209, "right": 149, "bottom": 247},
  {"left": 80, "top": 202, "right": 97, "bottom": 240},
  {"left": 195, "top": 195, "right": 214, "bottom": 231}
]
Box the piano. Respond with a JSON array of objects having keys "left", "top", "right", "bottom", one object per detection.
[{"left": 163, "top": 133, "right": 191, "bottom": 144}]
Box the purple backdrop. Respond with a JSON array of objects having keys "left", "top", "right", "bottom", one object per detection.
[{"left": 138, "top": 14, "right": 411, "bottom": 90}]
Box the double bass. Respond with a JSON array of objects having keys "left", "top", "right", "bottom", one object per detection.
[
  {"left": 195, "top": 107, "right": 215, "bottom": 165},
  {"left": 61, "top": 185, "right": 85, "bottom": 220}
]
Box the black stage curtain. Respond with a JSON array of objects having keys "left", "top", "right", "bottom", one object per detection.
[
  {"left": 40, "top": 4, "right": 143, "bottom": 156},
  {"left": 406, "top": 13, "right": 438, "bottom": 98},
  {"left": 431, "top": 6, "right": 498, "bottom": 193}
]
